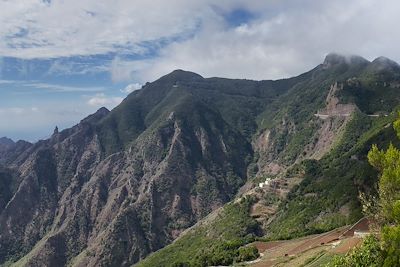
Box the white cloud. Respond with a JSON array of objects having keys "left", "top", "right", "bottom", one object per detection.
[
  {"left": 109, "top": 0, "right": 400, "bottom": 82},
  {"left": 0, "top": 107, "right": 25, "bottom": 115},
  {"left": 24, "top": 82, "right": 105, "bottom": 92},
  {"left": 3, "top": 0, "right": 400, "bottom": 141},
  {"left": 46, "top": 59, "right": 109, "bottom": 76},
  {"left": 0, "top": 80, "right": 18, "bottom": 84},
  {"left": 0, "top": 80, "right": 104, "bottom": 92},
  {"left": 3, "top": 1, "right": 400, "bottom": 81},
  {"left": 0, "top": 106, "right": 38, "bottom": 116},
  {"left": 110, "top": 56, "right": 155, "bottom": 82},
  {"left": 121, "top": 83, "right": 141, "bottom": 94},
  {"left": 0, "top": 0, "right": 211, "bottom": 59},
  {"left": 87, "top": 93, "right": 123, "bottom": 107},
  {"left": 0, "top": 1, "right": 287, "bottom": 59}
]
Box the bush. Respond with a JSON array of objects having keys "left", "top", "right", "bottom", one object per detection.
[
  {"left": 326, "top": 235, "right": 383, "bottom": 267},
  {"left": 237, "top": 246, "right": 259, "bottom": 262}
]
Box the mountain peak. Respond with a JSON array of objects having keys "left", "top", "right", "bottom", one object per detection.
[
  {"left": 371, "top": 56, "right": 399, "bottom": 71},
  {"left": 159, "top": 69, "right": 203, "bottom": 83},
  {"left": 0, "top": 137, "right": 14, "bottom": 146},
  {"left": 80, "top": 107, "right": 110, "bottom": 124},
  {"left": 95, "top": 107, "right": 110, "bottom": 115},
  {"left": 170, "top": 69, "right": 202, "bottom": 77},
  {"left": 323, "top": 53, "right": 369, "bottom": 68},
  {"left": 323, "top": 53, "right": 346, "bottom": 65}
]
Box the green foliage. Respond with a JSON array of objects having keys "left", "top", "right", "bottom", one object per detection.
[
  {"left": 365, "top": 119, "right": 400, "bottom": 265},
  {"left": 326, "top": 235, "right": 383, "bottom": 267},
  {"left": 237, "top": 246, "right": 259, "bottom": 262},
  {"left": 381, "top": 225, "right": 400, "bottom": 267},
  {"left": 368, "top": 143, "right": 400, "bottom": 223}
]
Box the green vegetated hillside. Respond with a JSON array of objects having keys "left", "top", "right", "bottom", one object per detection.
[
  {"left": 325, "top": 110, "right": 400, "bottom": 266},
  {"left": 2, "top": 54, "right": 400, "bottom": 267},
  {"left": 136, "top": 113, "right": 399, "bottom": 267},
  {"left": 136, "top": 55, "right": 400, "bottom": 266},
  {"left": 266, "top": 112, "right": 399, "bottom": 240},
  {"left": 136, "top": 198, "right": 260, "bottom": 267}
]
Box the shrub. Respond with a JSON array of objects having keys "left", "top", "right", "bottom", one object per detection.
[
  {"left": 326, "top": 235, "right": 382, "bottom": 267},
  {"left": 237, "top": 246, "right": 259, "bottom": 262}
]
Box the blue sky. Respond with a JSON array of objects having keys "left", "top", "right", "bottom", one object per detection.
[{"left": 1, "top": 0, "right": 400, "bottom": 141}]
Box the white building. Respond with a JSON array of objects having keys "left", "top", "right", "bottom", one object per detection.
[{"left": 259, "top": 178, "right": 272, "bottom": 188}]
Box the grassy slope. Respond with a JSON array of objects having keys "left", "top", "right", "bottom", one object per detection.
[{"left": 135, "top": 197, "right": 259, "bottom": 267}]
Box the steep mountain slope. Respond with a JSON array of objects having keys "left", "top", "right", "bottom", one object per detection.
[
  {"left": 1, "top": 54, "right": 400, "bottom": 267},
  {"left": 137, "top": 55, "right": 400, "bottom": 266},
  {"left": 0, "top": 71, "right": 290, "bottom": 267}
]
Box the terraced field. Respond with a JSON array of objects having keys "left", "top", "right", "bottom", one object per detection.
[{"left": 248, "top": 219, "right": 369, "bottom": 267}]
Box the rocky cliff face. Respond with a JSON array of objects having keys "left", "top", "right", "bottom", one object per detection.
[
  {"left": 2, "top": 55, "right": 400, "bottom": 267},
  {"left": 0, "top": 72, "right": 256, "bottom": 266}
]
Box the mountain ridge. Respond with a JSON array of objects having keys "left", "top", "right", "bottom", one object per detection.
[
  {"left": 0, "top": 137, "right": 14, "bottom": 147},
  {"left": 1, "top": 54, "right": 400, "bottom": 267}
]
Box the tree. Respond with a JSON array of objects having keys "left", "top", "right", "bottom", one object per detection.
[{"left": 367, "top": 116, "right": 400, "bottom": 267}]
